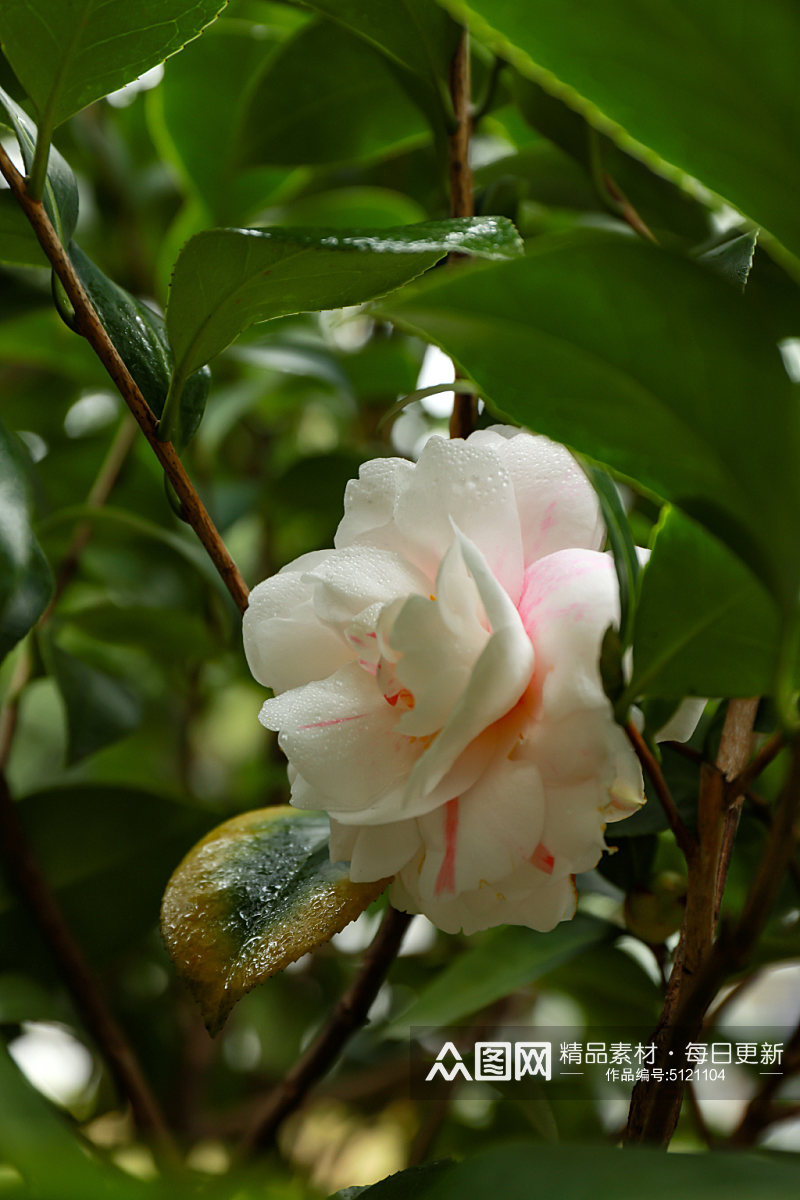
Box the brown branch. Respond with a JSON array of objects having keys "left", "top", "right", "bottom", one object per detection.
[
  {"left": 447, "top": 29, "right": 478, "bottom": 441},
  {"left": 726, "top": 729, "right": 786, "bottom": 801},
  {"left": 0, "top": 142, "right": 249, "bottom": 616},
  {"left": 625, "top": 728, "right": 800, "bottom": 1146},
  {"left": 0, "top": 770, "right": 178, "bottom": 1162},
  {"left": 239, "top": 906, "right": 411, "bottom": 1153},
  {"left": 624, "top": 699, "right": 759, "bottom": 1145},
  {"left": 625, "top": 721, "right": 695, "bottom": 860},
  {"left": 713, "top": 698, "right": 760, "bottom": 919}
]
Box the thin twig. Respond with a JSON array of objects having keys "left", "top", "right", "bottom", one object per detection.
[
  {"left": 42, "top": 413, "right": 139, "bottom": 621},
  {"left": 240, "top": 907, "right": 411, "bottom": 1153},
  {"left": 587, "top": 127, "right": 657, "bottom": 244},
  {"left": 0, "top": 142, "right": 249, "bottom": 615},
  {"left": 624, "top": 721, "right": 695, "bottom": 860},
  {"left": 726, "top": 729, "right": 786, "bottom": 802},
  {"left": 447, "top": 29, "right": 478, "bottom": 441},
  {"left": 0, "top": 771, "right": 178, "bottom": 1162}
]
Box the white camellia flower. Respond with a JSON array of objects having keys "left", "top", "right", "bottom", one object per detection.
[{"left": 243, "top": 427, "right": 654, "bottom": 935}]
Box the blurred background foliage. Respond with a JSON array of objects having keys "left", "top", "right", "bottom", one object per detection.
[{"left": 2, "top": 2, "right": 800, "bottom": 1198}]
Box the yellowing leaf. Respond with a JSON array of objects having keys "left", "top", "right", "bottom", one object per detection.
[{"left": 161, "top": 807, "right": 387, "bottom": 1032}]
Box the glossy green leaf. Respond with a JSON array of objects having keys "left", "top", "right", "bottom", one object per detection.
[
  {"left": 302, "top": 0, "right": 460, "bottom": 127},
  {"left": 48, "top": 642, "right": 142, "bottom": 764},
  {"left": 0, "top": 0, "right": 227, "bottom": 130},
  {"left": 625, "top": 509, "right": 780, "bottom": 703},
  {"left": 0, "top": 418, "right": 52, "bottom": 663},
  {"left": 378, "top": 232, "right": 800, "bottom": 619},
  {"left": 415, "top": 1143, "right": 800, "bottom": 1200},
  {"left": 165, "top": 217, "right": 523, "bottom": 395},
  {"left": 0, "top": 84, "right": 78, "bottom": 244},
  {"left": 70, "top": 243, "right": 210, "bottom": 447},
  {"left": 444, "top": 0, "right": 800, "bottom": 268},
  {"left": 390, "top": 915, "right": 613, "bottom": 1031},
  {"left": 161, "top": 807, "right": 388, "bottom": 1032},
  {"left": 240, "top": 20, "right": 428, "bottom": 168}
]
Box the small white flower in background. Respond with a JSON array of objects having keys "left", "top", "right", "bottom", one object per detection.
[{"left": 244, "top": 428, "right": 658, "bottom": 934}]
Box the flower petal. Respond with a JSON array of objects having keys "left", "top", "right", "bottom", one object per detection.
[
  {"left": 335, "top": 456, "right": 415, "bottom": 551},
  {"left": 306, "top": 546, "right": 430, "bottom": 629},
  {"left": 414, "top": 758, "right": 546, "bottom": 899},
  {"left": 471, "top": 427, "right": 604, "bottom": 562},
  {"left": 260, "top": 664, "right": 422, "bottom": 813},
  {"left": 331, "top": 816, "right": 422, "bottom": 881},
  {"left": 390, "top": 539, "right": 490, "bottom": 737},
  {"left": 392, "top": 435, "right": 525, "bottom": 604},
  {"left": 519, "top": 549, "right": 618, "bottom": 721},
  {"left": 391, "top": 858, "right": 577, "bottom": 934},
  {"left": 243, "top": 569, "right": 351, "bottom": 694},
  {"left": 404, "top": 531, "right": 534, "bottom": 800}
]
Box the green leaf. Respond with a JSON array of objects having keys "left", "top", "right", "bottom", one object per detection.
[
  {"left": 377, "top": 232, "right": 800, "bottom": 620},
  {"left": 626, "top": 508, "right": 780, "bottom": 702},
  {"left": 70, "top": 243, "right": 210, "bottom": 447},
  {"left": 0, "top": 84, "right": 78, "bottom": 243},
  {"left": 302, "top": 0, "right": 460, "bottom": 127},
  {"left": 148, "top": 18, "right": 288, "bottom": 222},
  {"left": 390, "top": 915, "right": 613, "bottom": 1030},
  {"left": 0, "top": 786, "right": 214, "bottom": 967},
  {"left": 239, "top": 19, "right": 428, "bottom": 168},
  {"left": 544, "top": 944, "right": 662, "bottom": 1026},
  {"left": 418, "top": 1143, "right": 800, "bottom": 1200},
  {"left": 161, "top": 807, "right": 388, "bottom": 1032},
  {"left": 443, "top": 0, "right": 800, "bottom": 269},
  {"left": 344, "top": 1163, "right": 454, "bottom": 1200},
  {"left": 0, "top": 0, "right": 227, "bottom": 130},
  {"left": 510, "top": 75, "right": 713, "bottom": 247},
  {"left": 268, "top": 188, "right": 428, "bottom": 230},
  {"left": 47, "top": 641, "right": 142, "bottom": 764},
  {"left": 165, "top": 217, "right": 523, "bottom": 395},
  {"left": 0, "top": 191, "right": 46, "bottom": 266},
  {"left": 697, "top": 230, "right": 758, "bottom": 292},
  {"left": 0, "top": 418, "right": 52, "bottom": 663},
  {"left": 588, "top": 466, "right": 639, "bottom": 648}
]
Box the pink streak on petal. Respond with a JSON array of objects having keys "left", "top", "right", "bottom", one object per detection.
[
  {"left": 435, "top": 797, "right": 460, "bottom": 895},
  {"left": 531, "top": 842, "right": 555, "bottom": 874},
  {"left": 298, "top": 713, "right": 367, "bottom": 730}
]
